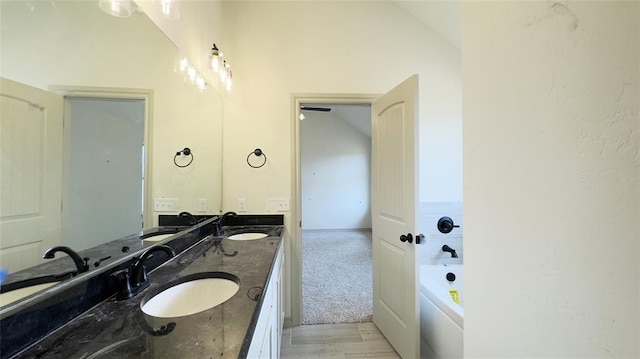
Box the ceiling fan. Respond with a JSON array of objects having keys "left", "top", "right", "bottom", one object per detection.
[{"left": 300, "top": 106, "right": 331, "bottom": 112}]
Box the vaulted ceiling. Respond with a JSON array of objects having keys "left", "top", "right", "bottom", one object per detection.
[{"left": 391, "top": 0, "right": 461, "bottom": 50}]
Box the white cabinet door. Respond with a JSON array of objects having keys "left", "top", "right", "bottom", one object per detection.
[{"left": 247, "top": 243, "right": 284, "bottom": 359}]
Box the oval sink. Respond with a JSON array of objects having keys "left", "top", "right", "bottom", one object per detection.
[
  {"left": 141, "top": 233, "right": 174, "bottom": 242},
  {"left": 141, "top": 272, "right": 239, "bottom": 318},
  {"left": 140, "top": 228, "right": 182, "bottom": 242},
  {"left": 227, "top": 233, "right": 268, "bottom": 241},
  {"left": 0, "top": 282, "right": 57, "bottom": 307}
]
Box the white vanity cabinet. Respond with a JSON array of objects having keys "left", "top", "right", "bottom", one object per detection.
[{"left": 247, "top": 242, "right": 284, "bottom": 358}]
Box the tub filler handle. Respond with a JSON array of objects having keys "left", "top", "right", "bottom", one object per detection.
[{"left": 437, "top": 216, "right": 460, "bottom": 234}]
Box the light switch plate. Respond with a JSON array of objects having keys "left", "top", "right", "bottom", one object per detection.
[
  {"left": 154, "top": 198, "right": 180, "bottom": 212},
  {"left": 267, "top": 198, "right": 289, "bottom": 212},
  {"left": 199, "top": 198, "right": 208, "bottom": 212}
]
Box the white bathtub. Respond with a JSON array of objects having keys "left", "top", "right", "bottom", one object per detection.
[{"left": 419, "top": 264, "right": 464, "bottom": 359}]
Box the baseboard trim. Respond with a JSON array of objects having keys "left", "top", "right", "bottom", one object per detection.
[
  {"left": 284, "top": 317, "right": 293, "bottom": 329},
  {"left": 302, "top": 228, "right": 372, "bottom": 233}
]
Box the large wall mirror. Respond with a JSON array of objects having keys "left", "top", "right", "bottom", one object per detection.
[{"left": 0, "top": 1, "right": 223, "bottom": 275}]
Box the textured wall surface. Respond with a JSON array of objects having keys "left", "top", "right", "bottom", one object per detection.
[{"left": 463, "top": 1, "right": 639, "bottom": 357}]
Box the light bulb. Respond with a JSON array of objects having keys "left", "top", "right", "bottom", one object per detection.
[
  {"left": 99, "top": 0, "right": 133, "bottom": 18},
  {"left": 225, "top": 71, "right": 232, "bottom": 92},
  {"left": 211, "top": 56, "right": 220, "bottom": 73},
  {"left": 211, "top": 43, "right": 221, "bottom": 73},
  {"left": 179, "top": 58, "right": 188, "bottom": 73},
  {"left": 161, "top": 0, "right": 180, "bottom": 20},
  {"left": 196, "top": 76, "right": 206, "bottom": 91},
  {"left": 219, "top": 62, "right": 227, "bottom": 82},
  {"left": 188, "top": 66, "right": 196, "bottom": 82},
  {"left": 156, "top": 0, "right": 180, "bottom": 20}
]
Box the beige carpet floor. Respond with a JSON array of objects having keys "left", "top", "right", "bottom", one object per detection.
[{"left": 302, "top": 229, "right": 373, "bottom": 324}]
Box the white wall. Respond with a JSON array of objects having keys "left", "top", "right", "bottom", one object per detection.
[
  {"left": 301, "top": 110, "right": 371, "bottom": 230},
  {"left": 220, "top": 0, "right": 462, "bottom": 319},
  {"left": 0, "top": 1, "right": 223, "bottom": 228},
  {"left": 221, "top": 0, "right": 462, "bottom": 210},
  {"left": 133, "top": 0, "right": 226, "bottom": 81},
  {"left": 463, "top": 1, "right": 639, "bottom": 357}
]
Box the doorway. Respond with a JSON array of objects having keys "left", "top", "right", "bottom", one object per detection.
[
  {"left": 291, "top": 94, "right": 378, "bottom": 326},
  {"left": 63, "top": 97, "right": 145, "bottom": 251},
  {"left": 52, "top": 86, "right": 153, "bottom": 252},
  {"left": 299, "top": 103, "right": 373, "bottom": 324}
]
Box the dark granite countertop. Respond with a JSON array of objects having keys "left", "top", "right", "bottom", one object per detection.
[{"left": 10, "top": 224, "right": 284, "bottom": 359}]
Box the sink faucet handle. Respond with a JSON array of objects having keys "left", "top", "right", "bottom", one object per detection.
[{"left": 110, "top": 269, "right": 134, "bottom": 300}]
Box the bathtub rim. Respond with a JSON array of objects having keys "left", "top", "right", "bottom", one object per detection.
[{"left": 420, "top": 264, "right": 464, "bottom": 329}]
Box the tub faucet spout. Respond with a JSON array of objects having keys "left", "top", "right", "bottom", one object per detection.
[{"left": 442, "top": 245, "right": 458, "bottom": 258}]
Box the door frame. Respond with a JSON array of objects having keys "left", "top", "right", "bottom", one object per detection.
[
  {"left": 50, "top": 86, "right": 154, "bottom": 229},
  {"left": 290, "top": 93, "right": 379, "bottom": 326}
]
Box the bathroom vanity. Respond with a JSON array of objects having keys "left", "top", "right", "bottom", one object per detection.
[{"left": 0, "top": 215, "right": 285, "bottom": 359}]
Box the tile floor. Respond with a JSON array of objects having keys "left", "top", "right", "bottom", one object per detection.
[{"left": 281, "top": 322, "right": 400, "bottom": 358}]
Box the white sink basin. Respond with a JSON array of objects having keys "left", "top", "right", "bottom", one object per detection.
[
  {"left": 141, "top": 274, "right": 239, "bottom": 318},
  {"left": 227, "top": 233, "right": 268, "bottom": 241},
  {"left": 0, "top": 282, "right": 57, "bottom": 307},
  {"left": 141, "top": 233, "right": 174, "bottom": 242}
]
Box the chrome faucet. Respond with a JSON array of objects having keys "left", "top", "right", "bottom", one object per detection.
[
  {"left": 442, "top": 244, "right": 458, "bottom": 258},
  {"left": 43, "top": 246, "right": 89, "bottom": 274},
  {"left": 130, "top": 245, "right": 175, "bottom": 289},
  {"left": 213, "top": 211, "right": 238, "bottom": 236}
]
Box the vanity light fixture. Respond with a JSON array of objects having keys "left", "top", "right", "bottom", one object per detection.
[
  {"left": 99, "top": 0, "right": 134, "bottom": 18},
  {"left": 210, "top": 43, "right": 233, "bottom": 92}
]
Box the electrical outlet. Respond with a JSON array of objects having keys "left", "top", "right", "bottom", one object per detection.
[
  {"left": 267, "top": 198, "right": 289, "bottom": 212},
  {"left": 238, "top": 198, "right": 246, "bottom": 212},
  {"left": 154, "top": 198, "right": 180, "bottom": 212},
  {"left": 199, "top": 198, "right": 208, "bottom": 212}
]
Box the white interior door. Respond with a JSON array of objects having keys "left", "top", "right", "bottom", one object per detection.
[
  {"left": 0, "top": 77, "right": 63, "bottom": 272},
  {"left": 372, "top": 75, "right": 419, "bottom": 358}
]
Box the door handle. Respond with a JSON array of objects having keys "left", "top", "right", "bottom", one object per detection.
[
  {"left": 400, "top": 233, "right": 413, "bottom": 243},
  {"left": 400, "top": 233, "right": 424, "bottom": 244}
]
